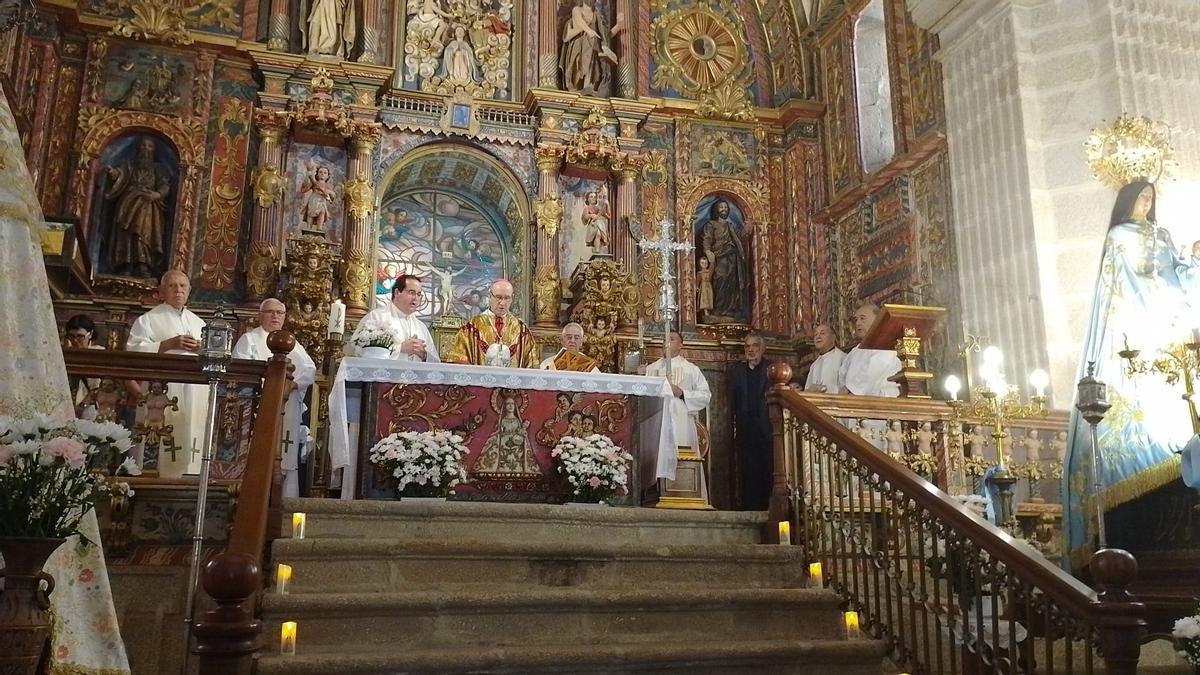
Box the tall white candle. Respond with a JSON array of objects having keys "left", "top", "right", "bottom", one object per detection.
[{"left": 327, "top": 299, "right": 345, "bottom": 336}]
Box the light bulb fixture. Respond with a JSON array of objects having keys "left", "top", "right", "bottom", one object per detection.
[
  {"left": 944, "top": 375, "right": 961, "bottom": 401},
  {"left": 1029, "top": 369, "right": 1050, "bottom": 398},
  {"left": 982, "top": 345, "right": 1004, "bottom": 367}
]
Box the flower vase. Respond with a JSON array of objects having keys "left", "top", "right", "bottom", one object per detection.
[
  {"left": 361, "top": 346, "right": 391, "bottom": 359},
  {"left": 0, "top": 537, "right": 67, "bottom": 675}
]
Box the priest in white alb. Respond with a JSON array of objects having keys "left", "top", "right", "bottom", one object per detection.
[
  {"left": 838, "top": 303, "right": 902, "bottom": 397},
  {"left": 125, "top": 270, "right": 208, "bottom": 477},
  {"left": 804, "top": 323, "right": 845, "bottom": 393},
  {"left": 641, "top": 330, "right": 711, "bottom": 451},
  {"left": 233, "top": 298, "right": 317, "bottom": 497},
  {"left": 352, "top": 273, "right": 440, "bottom": 362},
  {"left": 539, "top": 322, "right": 601, "bottom": 372}
]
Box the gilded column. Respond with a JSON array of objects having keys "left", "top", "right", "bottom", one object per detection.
[
  {"left": 611, "top": 161, "right": 639, "bottom": 276},
  {"left": 245, "top": 110, "right": 291, "bottom": 302},
  {"left": 341, "top": 123, "right": 381, "bottom": 317},
  {"left": 538, "top": 0, "right": 559, "bottom": 87},
  {"left": 532, "top": 146, "right": 563, "bottom": 326},
  {"left": 266, "top": 0, "right": 290, "bottom": 51},
  {"left": 356, "top": 0, "right": 380, "bottom": 63}
]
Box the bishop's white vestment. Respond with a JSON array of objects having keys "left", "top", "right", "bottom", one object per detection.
[
  {"left": 645, "top": 355, "right": 711, "bottom": 451},
  {"left": 838, "top": 345, "right": 902, "bottom": 397},
  {"left": 805, "top": 347, "right": 845, "bottom": 393},
  {"left": 126, "top": 302, "right": 208, "bottom": 477},
  {"left": 233, "top": 326, "right": 317, "bottom": 497},
  {"left": 352, "top": 303, "right": 441, "bottom": 362}
]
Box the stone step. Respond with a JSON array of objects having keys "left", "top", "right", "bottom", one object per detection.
[
  {"left": 282, "top": 497, "right": 767, "bottom": 547},
  {"left": 256, "top": 639, "right": 886, "bottom": 675},
  {"left": 260, "top": 587, "right": 846, "bottom": 650},
  {"left": 272, "top": 538, "right": 806, "bottom": 593}
]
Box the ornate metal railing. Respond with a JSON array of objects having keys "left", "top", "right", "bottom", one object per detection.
[{"left": 766, "top": 366, "right": 1145, "bottom": 674}]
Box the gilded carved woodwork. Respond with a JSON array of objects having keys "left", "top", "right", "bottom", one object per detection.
[
  {"left": 343, "top": 173, "right": 375, "bottom": 221},
  {"left": 110, "top": 4, "right": 194, "bottom": 45},
  {"left": 244, "top": 241, "right": 279, "bottom": 300},
  {"left": 342, "top": 247, "right": 373, "bottom": 309},
  {"left": 252, "top": 165, "right": 286, "bottom": 208},
  {"left": 532, "top": 194, "right": 563, "bottom": 238},
  {"left": 200, "top": 98, "right": 251, "bottom": 288},
  {"left": 567, "top": 260, "right": 637, "bottom": 370},
  {"left": 280, "top": 236, "right": 335, "bottom": 365},
  {"left": 651, "top": 1, "right": 753, "bottom": 122},
  {"left": 532, "top": 265, "right": 561, "bottom": 325},
  {"left": 292, "top": 68, "right": 354, "bottom": 137}
]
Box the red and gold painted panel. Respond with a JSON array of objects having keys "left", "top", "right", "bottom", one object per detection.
[
  {"left": 199, "top": 98, "right": 252, "bottom": 289},
  {"left": 358, "top": 384, "right": 634, "bottom": 503}
]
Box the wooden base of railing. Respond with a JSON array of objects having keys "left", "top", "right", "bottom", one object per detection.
[
  {"left": 1092, "top": 548, "right": 1144, "bottom": 675},
  {"left": 191, "top": 552, "right": 262, "bottom": 675}
]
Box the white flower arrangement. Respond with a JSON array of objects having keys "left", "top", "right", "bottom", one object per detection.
[
  {"left": 0, "top": 415, "right": 135, "bottom": 539},
  {"left": 351, "top": 327, "right": 398, "bottom": 351},
  {"left": 368, "top": 428, "right": 469, "bottom": 498},
  {"left": 551, "top": 434, "right": 632, "bottom": 503},
  {"left": 1173, "top": 608, "right": 1200, "bottom": 666}
]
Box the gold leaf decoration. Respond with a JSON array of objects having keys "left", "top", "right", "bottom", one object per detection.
[{"left": 1084, "top": 114, "right": 1177, "bottom": 190}]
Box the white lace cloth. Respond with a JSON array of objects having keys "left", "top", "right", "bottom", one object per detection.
[{"left": 328, "top": 357, "right": 679, "bottom": 499}]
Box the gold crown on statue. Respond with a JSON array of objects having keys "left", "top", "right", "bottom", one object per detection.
[{"left": 1084, "top": 114, "right": 1177, "bottom": 189}]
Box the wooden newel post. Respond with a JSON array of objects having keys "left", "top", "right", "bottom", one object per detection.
[
  {"left": 764, "top": 362, "right": 793, "bottom": 543},
  {"left": 1091, "top": 547, "right": 1145, "bottom": 674},
  {"left": 192, "top": 552, "right": 262, "bottom": 675}
]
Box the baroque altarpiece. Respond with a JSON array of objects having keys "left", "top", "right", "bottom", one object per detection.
[{"left": 4, "top": 0, "right": 961, "bottom": 506}]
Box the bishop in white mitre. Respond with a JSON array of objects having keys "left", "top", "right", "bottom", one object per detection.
[
  {"left": 805, "top": 323, "right": 846, "bottom": 393},
  {"left": 126, "top": 270, "right": 208, "bottom": 478},
  {"left": 233, "top": 298, "right": 317, "bottom": 497},
  {"left": 352, "top": 273, "right": 441, "bottom": 362},
  {"left": 643, "top": 331, "right": 712, "bottom": 451},
  {"left": 838, "top": 303, "right": 902, "bottom": 398}
]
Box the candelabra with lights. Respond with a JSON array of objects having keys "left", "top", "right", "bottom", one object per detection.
[
  {"left": 944, "top": 345, "right": 1049, "bottom": 530},
  {"left": 1118, "top": 332, "right": 1200, "bottom": 435}
]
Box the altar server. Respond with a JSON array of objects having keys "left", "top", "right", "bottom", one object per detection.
[
  {"left": 540, "top": 322, "right": 601, "bottom": 372},
  {"left": 126, "top": 270, "right": 207, "bottom": 477},
  {"left": 233, "top": 298, "right": 317, "bottom": 497},
  {"left": 642, "top": 330, "right": 711, "bottom": 451},
  {"left": 353, "top": 273, "right": 440, "bottom": 362}
]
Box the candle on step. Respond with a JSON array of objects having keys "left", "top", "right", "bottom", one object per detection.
[
  {"left": 777, "top": 521, "right": 791, "bottom": 545},
  {"left": 808, "top": 562, "right": 823, "bottom": 588},
  {"left": 844, "top": 610, "right": 861, "bottom": 639},
  {"left": 280, "top": 621, "right": 297, "bottom": 655},
  {"left": 292, "top": 512, "right": 306, "bottom": 539},
  {"left": 276, "top": 563, "right": 292, "bottom": 595}
]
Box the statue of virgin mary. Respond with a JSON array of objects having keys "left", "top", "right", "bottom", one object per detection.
[{"left": 1062, "top": 179, "right": 1196, "bottom": 570}]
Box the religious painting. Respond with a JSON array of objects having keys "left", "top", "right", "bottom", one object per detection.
[
  {"left": 284, "top": 143, "right": 347, "bottom": 244},
  {"left": 376, "top": 190, "right": 510, "bottom": 319},
  {"left": 85, "top": 0, "right": 242, "bottom": 37},
  {"left": 87, "top": 133, "right": 180, "bottom": 280},
  {"left": 450, "top": 102, "right": 471, "bottom": 128},
  {"left": 361, "top": 383, "right": 634, "bottom": 502},
  {"left": 558, "top": 175, "right": 612, "bottom": 279},
  {"left": 686, "top": 125, "right": 755, "bottom": 179},
  {"left": 99, "top": 45, "right": 191, "bottom": 115},
  {"left": 693, "top": 194, "right": 751, "bottom": 324},
  {"left": 556, "top": 0, "right": 616, "bottom": 97},
  {"left": 401, "top": 0, "right": 515, "bottom": 100}
]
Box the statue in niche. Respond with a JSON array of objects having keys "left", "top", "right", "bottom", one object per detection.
[
  {"left": 695, "top": 197, "right": 750, "bottom": 323},
  {"left": 560, "top": 0, "right": 617, "bottom": 94},
  {"left": 439, "top": 25, "right": 481, "bottom": 84},
  {"left": 103, "top": 137, "right": 172, "bottom": 278},
  {"left": 303, "top": 0, "right": 357, "bottom": 57},
  {"left": 697, "top": 256, "right": 713, "bottom": 319},
  {"left": 298, "top": 161, "right": 339, "bottom": 234},
  {"left": 581, "top": 191, "right": 609, "bottom": 256}
]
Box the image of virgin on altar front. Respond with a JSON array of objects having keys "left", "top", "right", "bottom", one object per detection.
[{"left": 327, "top": 358, "right": 680, "bottom": 502}]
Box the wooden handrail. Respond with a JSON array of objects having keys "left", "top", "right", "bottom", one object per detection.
[
  {"left": 63, "top": 348, "right": 268, "bottom": 386},
  {"left": 766, "top": 363, "right": 1145, "bottom": 673}
]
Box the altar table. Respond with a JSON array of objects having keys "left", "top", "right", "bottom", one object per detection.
[{"left": 328, "top": 358, "right": 679, "bottom": 501}]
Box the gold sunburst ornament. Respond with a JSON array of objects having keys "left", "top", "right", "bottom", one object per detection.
[
  {"left": 651, "top": 0, "right": 752, "bottom": 120},
  {"left": 663, "top": 10, "right": 741, "bottom": 89},
  {"left": 1084, "top": 114, "right": 1177, "bottom": 190}
]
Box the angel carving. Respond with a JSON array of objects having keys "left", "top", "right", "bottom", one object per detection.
[{"left": 298, "top": 161, "right": 339, "bottom": 233}]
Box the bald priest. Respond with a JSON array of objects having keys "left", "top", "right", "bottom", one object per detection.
[
  {"left": 445, "top": 279, "right": 540, "bottom": 368},
  {"left": 540, "top": 322, "right": 601, "bottom": 372}
]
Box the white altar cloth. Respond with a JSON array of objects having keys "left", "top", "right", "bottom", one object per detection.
[{"left": 328, "top": 357, "right": 679, "bottom": 499}]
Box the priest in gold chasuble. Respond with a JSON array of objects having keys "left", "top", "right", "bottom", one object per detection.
[
  {"left": 445, "top": 279, "right": 540, "bottom": 368},
  {"left": 540, "top": 322, "right": 601, "bottom": 372}
]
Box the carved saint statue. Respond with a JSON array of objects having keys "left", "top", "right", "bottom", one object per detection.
[
  {"left": 303, "top": 0, "right": 357, "bottom": 57},
  {"left": 298, "top": 162, "right": 338, "bottom": 233},
  {"left": 581, "top": 191, "right": 609, "bottom": 256},
  {"left": 559, "top": 0, "right": 617, "bottom": 94},
  {"left": 440, "top": 25, "right": 480, "bottom": 84},
  {"left": 104, "top": 138, "right": 171, "bottom": 278},
  {"left": 696, "top": 198, "right": 749, "bottom": 322},
  {"left": 408, "top": 0, "right": 452, "bottom": 48}
]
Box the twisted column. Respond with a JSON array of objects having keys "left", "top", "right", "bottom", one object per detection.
[
  {"left": 341, "top": 124, "right": 381, "bottom": 317},
  {"left": 532, "top": 147, "right": 563, "bottom": 326},
  {"left": 538, "top": 0, "right": 559, "bottom": 87},
  {"left": 266, "top": 0, "right": 289, "bottom": 51},
  {"left": 245, "top": 111, "right": 291, "bottom": 303},
  {"left": 615, "top": 0, "right": 634, "bottom": 97},
  {"left": 355, "top": 0, "right": 380, "bottom": 63}
]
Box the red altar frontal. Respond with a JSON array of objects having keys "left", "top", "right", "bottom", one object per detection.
[{"left": 328, "top": 358, "right": 679, "bottom": 503}]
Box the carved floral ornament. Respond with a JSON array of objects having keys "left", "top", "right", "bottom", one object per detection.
[
  {"left": 532, "top": 194, "right": 564, "bottom": 237},
  {"left": 651, "top": 0, "right": 754, "bottom": 121},
  {"left": 344, "top": 172, "right": 375, "bottom": 221},
  {"left": 252, "top": 165, "right": 286, "bottom": 209}
]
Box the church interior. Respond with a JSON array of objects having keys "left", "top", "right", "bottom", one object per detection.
[{"left": 1, "top": 0, "right": 1199, "bottom": 671}]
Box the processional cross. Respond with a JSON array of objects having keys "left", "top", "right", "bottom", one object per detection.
[{"left": 638, "top": 219, "right": 693, "bottom": 381}]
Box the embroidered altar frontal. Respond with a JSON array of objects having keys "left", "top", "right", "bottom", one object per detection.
[{"left": 358, "top": 383, "right": 634, "bottom": 502}]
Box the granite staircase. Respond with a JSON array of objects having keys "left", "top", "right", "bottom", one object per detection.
[{"left": 255, "top": 498, "right": 886, "bottom": 674}]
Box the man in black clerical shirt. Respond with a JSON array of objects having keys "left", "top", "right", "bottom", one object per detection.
[{"left": 729, "top": 330, "right": 773, "bottom": 510}]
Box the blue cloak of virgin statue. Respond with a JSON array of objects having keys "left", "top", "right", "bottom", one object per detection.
[{"left": 1062, "top": 180, "right": 1197, "bottom": 571}]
